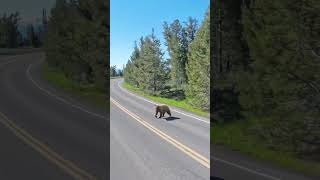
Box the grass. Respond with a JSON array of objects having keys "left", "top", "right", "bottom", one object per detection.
[
  {"left": 122, "top": 82, "right": 209, "bottom": 118},
  {"left": 42, "top": 63, "right": 108, "bottom": 111},
  {"left": 43, "top": 68, "right": 319, "bottom": 176},
  {"left": 212, "top": 121, "right": 320, "bottom": 177}
]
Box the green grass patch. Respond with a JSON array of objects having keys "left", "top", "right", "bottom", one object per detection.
[
  {"left": 122, "top": 82, "right": 209, "bottom": 118},
  {"left": 42, "top": 63, "right": 108, "bottom": 111},
  {"left": 212, "top": 122, "right": 320, "bottom": 177}
]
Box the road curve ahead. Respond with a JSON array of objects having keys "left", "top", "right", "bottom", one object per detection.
[
  {"left": 110, "top": 78, "right": 210, "bottom": 180},
  {"left": 1, "top": 52, "right": 315, "bottom": 180},
  {"left": 111, "top": 78, "right": 319, "bottom": 180},
  {"left": 0, "top": 52, "right": 108, "bottom": 179}
]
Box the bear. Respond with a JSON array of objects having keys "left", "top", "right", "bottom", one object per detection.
[{"left": 154, "top": 104, "right": 171, "bottom": 118}]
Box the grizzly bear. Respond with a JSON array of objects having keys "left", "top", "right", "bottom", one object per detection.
[{"left": 154, "top": 104, "right": 171, "bottom": 118}]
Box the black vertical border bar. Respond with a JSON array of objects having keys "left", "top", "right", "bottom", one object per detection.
[
  {"left": 210, "top": 0, "right": 214, "bottom": 178},
  {"left": 106, "top": 0, "right": 110, "bottom": 178}
]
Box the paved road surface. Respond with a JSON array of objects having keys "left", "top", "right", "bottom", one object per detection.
[
  {"left": 111, "top": 78, "right": 318, "bottom": 180},
  {"left": 110, "top": 78, "right": 210, "bottom": 180},
  {"left": 0, "top": 52, "right": 317, "bottom": 180},
  {"left": 0, "top": 52, "right": 108, "bottom": 179}
]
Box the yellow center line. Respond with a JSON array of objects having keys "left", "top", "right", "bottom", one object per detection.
[
  {"left": 0, "top": 111, "right": 97, "bottom": 180},
  {"left": 110, "top": 97, "right": 210, "bottom": 169}
]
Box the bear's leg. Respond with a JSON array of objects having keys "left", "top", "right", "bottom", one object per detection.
[
  {"left": 155, "top": 110, "right": 159, "bottom": 118},
  {"left": 167, "top": 111, "right": 171, "bottom": 117}
]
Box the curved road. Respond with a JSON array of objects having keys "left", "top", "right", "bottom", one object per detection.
[
  {"left": 0, "top": 52, "right": 108, "bottom": 179},
  {"left": 110, "top": 78, "right": 210, "bottom": 180},
  {"left": 110, "top": 78, "right": 318, "bottom": 180},
  {"left": 0, "top": 52, "right": 317, "bottom": 180}
]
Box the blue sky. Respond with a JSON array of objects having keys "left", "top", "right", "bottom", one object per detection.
[{"left": 110, "top": 0, "right": 210, "bottom": 69}]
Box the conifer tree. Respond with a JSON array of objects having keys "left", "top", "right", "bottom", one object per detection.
[
  {"left": 186, "top": 11, "right": 210, "bottom": 110},
  {"left": 241, "top": 0, "right": 320, "bottom": 157},
  {"left": 163, "top": 18, "right": 197, "bottom": 90},
  {"left": 45, "top": 0, "right": 108, "bottom": 91},
  {"left": 137, "top": 30, "right": 167, "bottom": 95}
]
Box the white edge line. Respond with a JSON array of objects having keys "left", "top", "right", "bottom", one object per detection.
[
  {"left": 26, "top": 63, "right": 106, "bottom": 120},
  {"left": 116, "top": 80, "right": 281, "bottom": 180},
  {"left": 116, "top": 80, "right": 210, "bottom": 124},
  {"left": 5, "top": 55, "right": 281, "bottom": 180},
  {"left": 211, "top": 156, "right": 281, "bottom": 180},
  {"left": 111, "top": 97, "right": 210, "bottom": 168}
]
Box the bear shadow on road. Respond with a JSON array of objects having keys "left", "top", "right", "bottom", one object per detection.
[{"left": 163, "top": 116, "right": 180, "bottom": 121}]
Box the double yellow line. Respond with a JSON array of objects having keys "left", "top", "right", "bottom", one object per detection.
[
  {"left": 110, "top": 97, "right": 210, "bottom": 169},
  {"left": 0, "top": 112, "right": 96, "bottom": 180}
]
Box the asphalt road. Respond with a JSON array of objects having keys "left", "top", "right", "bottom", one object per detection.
[
  {"left": 0, "top": 52, "right": 317, "bottom": 180},
  {"left": 0, "top": 52, "right": 108, "bottom": 179},
  {"left": 110, "top": 78, "right": 210, "bottom": 180},
  {"left": 111, "top": 78, "right": 319, "bottom": 180}
]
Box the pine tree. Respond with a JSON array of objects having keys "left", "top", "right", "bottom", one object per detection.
[
  {"left": 45, "top": 0, "right": 108, "bottom": 91},
  {"left": 110, "top": 65, "right": 117, "bottom": 77},
  {"left": 0, "top": 12, "right": 20, "bottom": 48},
  {"left": 124, "top": 41, "right": 140, "bottom": 86},
  {"left": 163, "top": 18, "right": 197, "bottom": 90},
  {"left": 241, "top": 0, "right": 320, "bottom": 157},
  {"left": 186, "top": 10, "right": 210, "bottom": 110},
  {"left": 137, "top": 30, "right": 167, "bottom": 95},
  {"left": 211, "top": 0, "right": 246, "bottom": 122}
]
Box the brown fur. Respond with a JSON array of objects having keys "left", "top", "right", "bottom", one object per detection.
[{"left": 155, "top": 104, "right": 171, "bottom": 118}]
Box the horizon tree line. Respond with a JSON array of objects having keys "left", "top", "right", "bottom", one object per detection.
[
  {"left": 110, "top": 65, "right": 123, "bottom": 77},
  {"left": 0, "top": 10, "right": 48, "bottom": 48}
]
